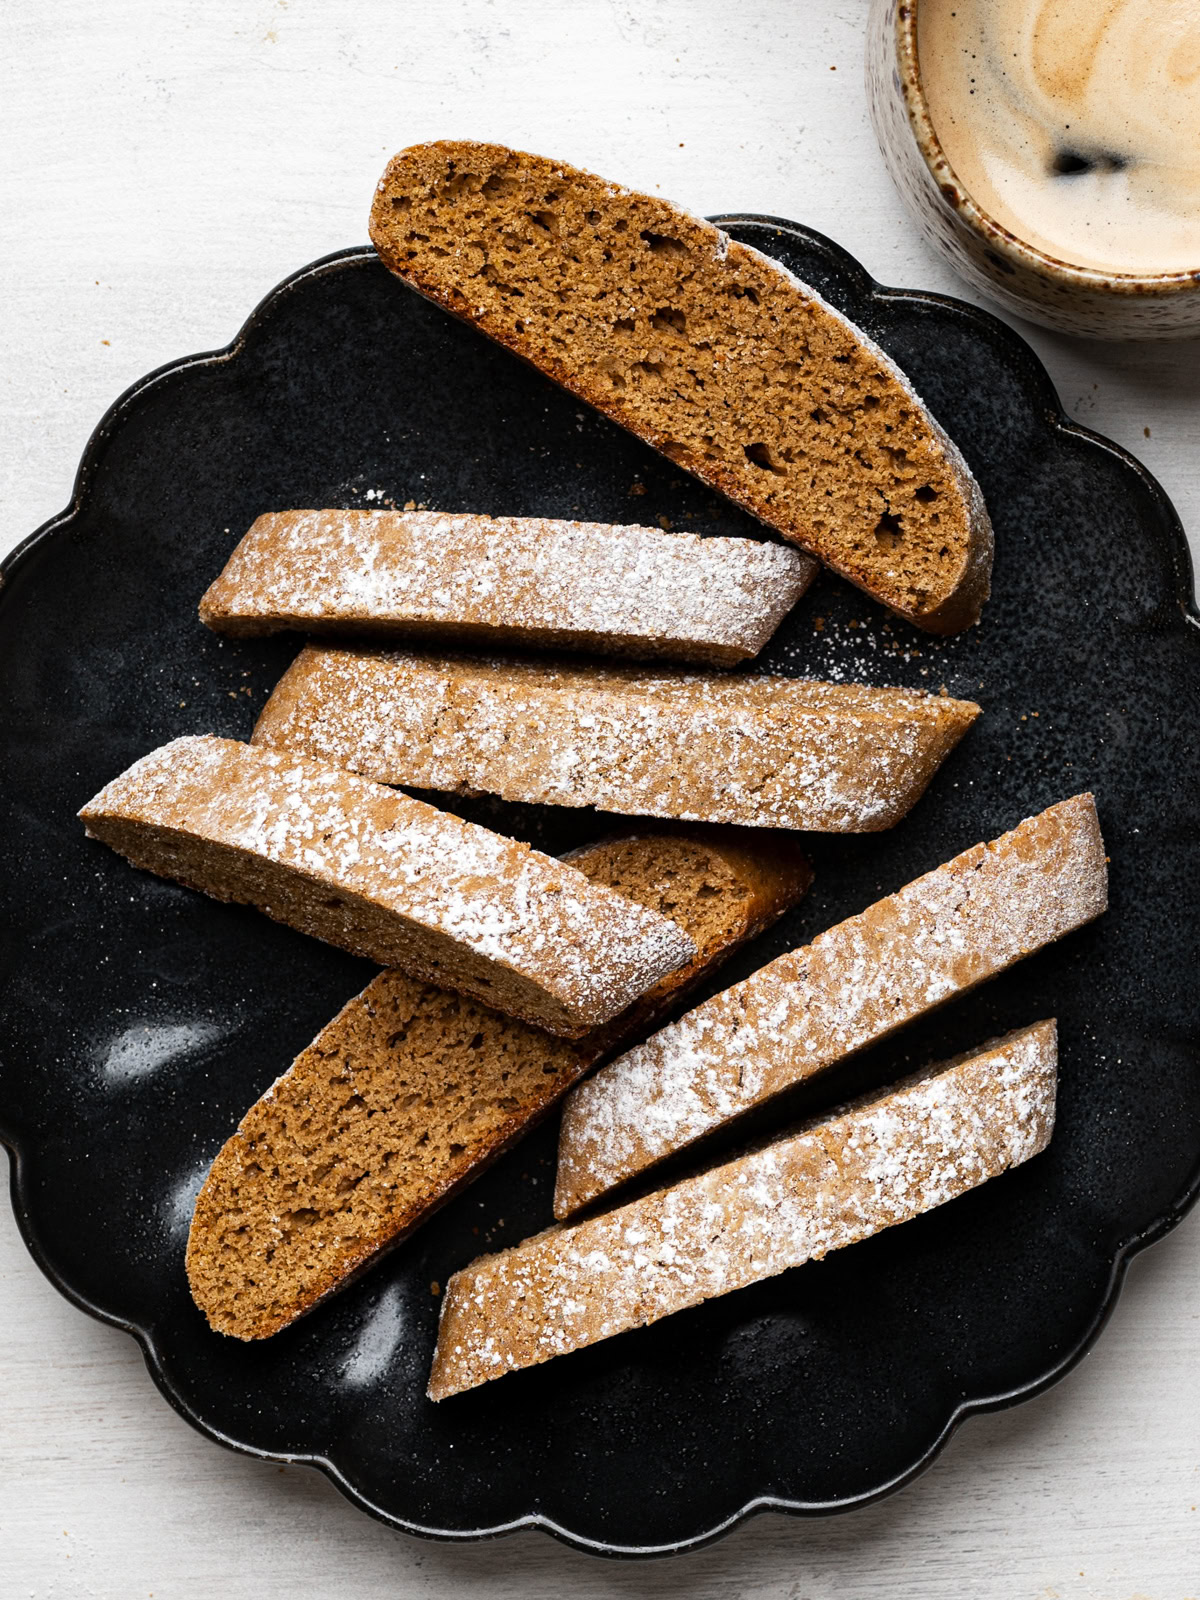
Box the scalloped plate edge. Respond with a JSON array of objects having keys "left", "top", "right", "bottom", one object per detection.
[{"left": 3, "top": 222, "right": 1199, "bottom": 1558}]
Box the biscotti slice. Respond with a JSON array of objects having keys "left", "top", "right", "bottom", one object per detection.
[
  {"left": 198, "top": 509, "right": 816, "bottom": 666},
  {"left": 430, "top": 1021, "right": 1057, "bottom": 1399},
  {"left": 555, "top": 794, "right": 1105, "bottom": 1213},
  {"left": 369, "top": 141, "right": 993, "bottom": 634},
  {"left": 186, "top": 827, "right": 812, "bottom": 1339},
  {"left": 78, "top": 736, "right": 695, "bottom": 1038},
  {"left": 252, "top": 645, "right": 980, "bottom": 832}
]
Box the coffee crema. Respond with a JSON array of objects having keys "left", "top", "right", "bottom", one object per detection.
[{"left": 918, "top": 0, "right": 1200, "bottom": 275}]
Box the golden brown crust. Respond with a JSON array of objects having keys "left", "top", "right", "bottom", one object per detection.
[
  {"left": 251, "top": 644, "right": 981, "bottom": 833},
  {"left": 429, "top": 1022, "right": 1058, "bottom": 1399},
  {"left": 368, "top": 141, "right": 993, "bottom": 633},
  {"left": 185, "top": 826, "right": 811, "bottom": 1339}
]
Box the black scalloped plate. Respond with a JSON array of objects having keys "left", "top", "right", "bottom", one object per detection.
[{"left": 2, "top": 220, "right": 1199, "bottom": 1558}]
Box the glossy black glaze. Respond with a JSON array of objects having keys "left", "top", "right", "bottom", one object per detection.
[{"left": 1, "top": 221, "right": 1198, "bottom": 1557}]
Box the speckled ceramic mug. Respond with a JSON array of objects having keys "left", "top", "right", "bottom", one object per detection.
[{"left": 866, "top": 0, "right": 1200, "bottom": 339}]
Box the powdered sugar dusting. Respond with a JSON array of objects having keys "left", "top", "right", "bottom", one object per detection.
[
  {"left": 429, "top": 1022, "right": 1057, "bottom": 1398},
  {"left": 554, "top": 795, "right": 1105, "bottom": 1212},
  {"left": 253, "top": 646, "right": 980, "bottom": 833},
  {"left": 80, "top": 735, "right": 695, "bottom": 1030},
  {"left": 199, "top": 510, "right": 815, "bottom": 663}
]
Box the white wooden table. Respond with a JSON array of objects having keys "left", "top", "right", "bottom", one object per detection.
[{"left": 3, "top": 3, "right": 1198, "bottom": 1593}]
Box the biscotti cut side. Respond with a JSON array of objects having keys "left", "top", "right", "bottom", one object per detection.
[
  {"left": 79, "top": 736, "right": 694, "bottom": 1038},
  {"left": 252, "top": 645, "right": 981, "bottom": 832},
  {"left": 430, "top": 1021, "right": 1057, "bottom": 1399},
  {"left": 198, "top": 509, "right": 816, "bottom": 665},
  {"left": 369, "top": 141, "right": 993, "bottom": 634},
  {"left": 186, "top": 827, "right": 812, "bottom": 1339},
  {"left": 562, "top": 826, "right": 813, "bottom": 1054},
  {"left": 555, "top": 793, "right": 1105, "bottom": 1213}
]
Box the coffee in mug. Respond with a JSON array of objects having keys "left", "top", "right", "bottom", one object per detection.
[{"left": 917, "top": 0, "right": 1200, "bottom": 275}]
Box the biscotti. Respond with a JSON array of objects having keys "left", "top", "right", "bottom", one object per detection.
[
  {"left": 198, "top": 509, "right": 816, "bottom": 666},
  {"left": 555, "top": 794, "right": 1105, "bottom": 1213},
  {"left": 186, "top": 827, "right": 812, "bottom": 1339},
  {"left": 369, "top": 141, "right": 993, "bottom": 634},
  {"left": 429, "top": 1021, "right": 1057, "bottom": 1399},
  {"left": 78, "top": 736, "right": 695, "bottom": 1038},
  {"left": 252, "top": 645, "right": 981, "bottom": 832}
]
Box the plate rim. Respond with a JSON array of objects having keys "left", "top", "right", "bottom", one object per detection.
[{"left": 3, "top": 216, "right": 1199, "bottom": 1559}]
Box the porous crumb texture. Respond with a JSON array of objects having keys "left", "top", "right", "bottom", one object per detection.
[
  {"left": 555, "top": 794, "right": 1105, "bottom": 1214},
  {"left": 252, "top": 644, "right": 981, "bottom": 832},
  {"left": 430, "top": 1021, "right": 1058, "bottom": 1399},
  {"left": 186, "top": 827, "right": 812, "bottom": 1339},
  {"left": 78, "top": 735, "right": 695, "bottom": 1038},
  {"left": 369, "top": 141, "right": 994, "bottom": 633},
  {"left": 565, "top": 827, "right": 812, "bottom": 1052},
  {"left": 198, "top": 509, "right": 816, "bottom": 665}
]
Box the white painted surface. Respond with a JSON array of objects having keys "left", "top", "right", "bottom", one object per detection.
[{"left": 1, "top": 1, "right": 1197, "bottom": 1592}]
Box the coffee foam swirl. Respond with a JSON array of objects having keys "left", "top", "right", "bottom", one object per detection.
[{"left": 919, "top": 0, "right": 1200, "bottom": 274}]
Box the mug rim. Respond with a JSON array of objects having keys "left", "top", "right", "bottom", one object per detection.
[{"left": 895, "top": 0, "right": 1200, "bottom": 294}]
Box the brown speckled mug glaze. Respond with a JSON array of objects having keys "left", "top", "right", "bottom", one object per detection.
[{"left": 867, "top": 0, "right": 1200, "bottom": 339}]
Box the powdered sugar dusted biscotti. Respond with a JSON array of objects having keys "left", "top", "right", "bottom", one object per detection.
[
  {"left": 554, "top": 794, "right": 1104, "bottom": 1212},
  {"left": 79, "top": 735, "right": 695, "bottom": 1038},
  {"left": 252, "top": 645, "right": 980, "bottom": 832},
  {"left": 186, "top": 826, "right": 812, "bottom": 1341},
  {"left": 430, "top": 1021, "right": 1057, "bottom": 1399},
  {"left": 198, "top": 509, "right": 816, "bottom": 665}
]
